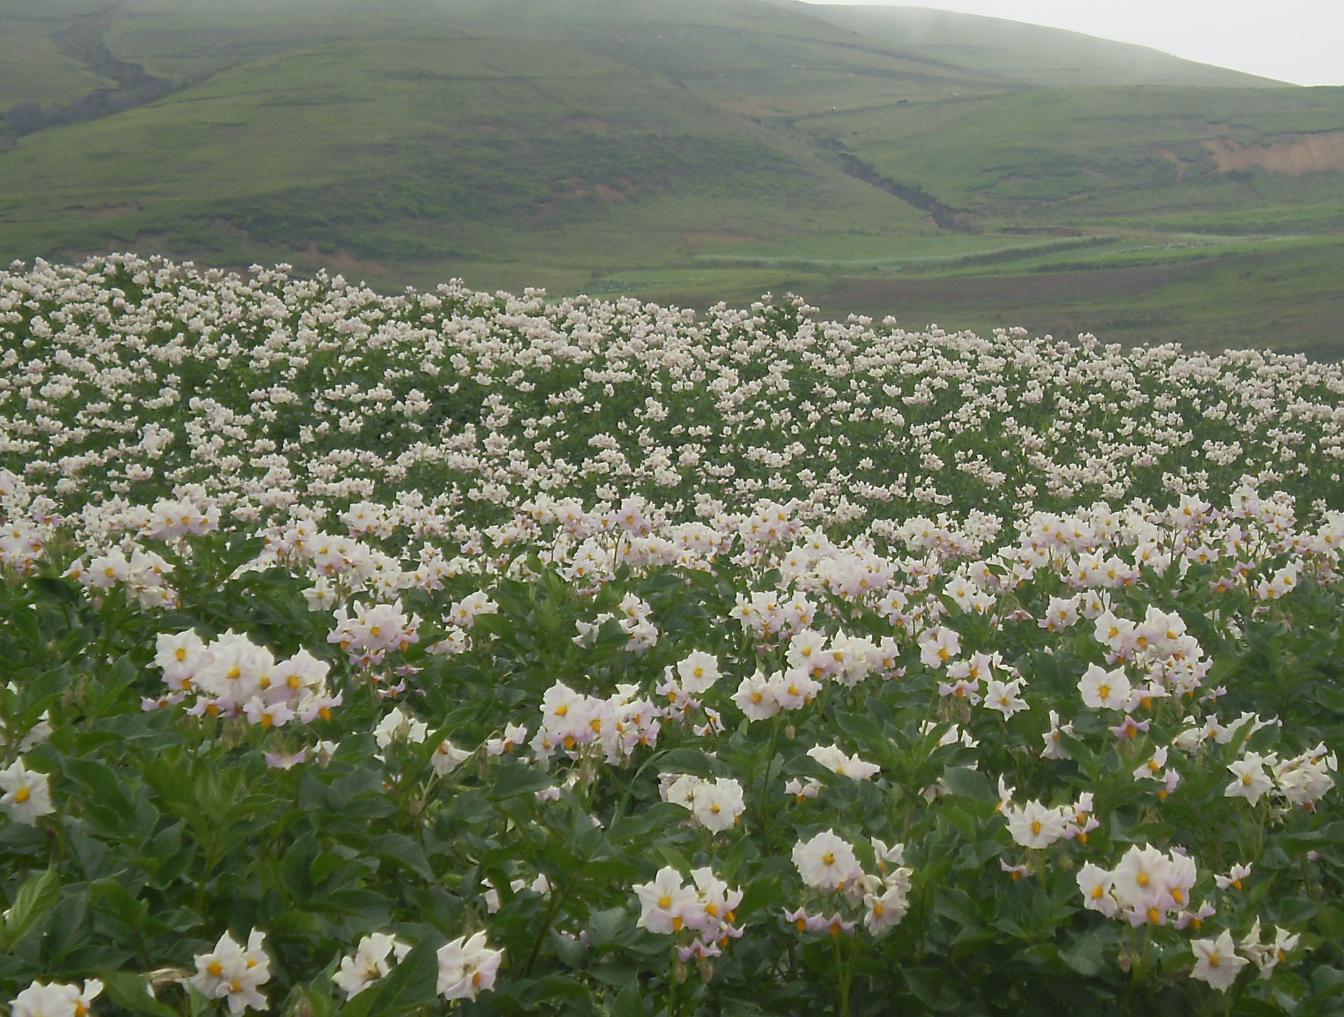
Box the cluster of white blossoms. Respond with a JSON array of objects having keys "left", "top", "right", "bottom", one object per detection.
[
  {"left": 189, "top": 930, "right": 272, "bottom": 1014},
  {"left": 731, "top": 667, "right": 822, "bottom": 721},
  {"left": 633, "top": 865, "right": 744, "bottom": 961},
  {"left": 1190, "top": 920, "right": 1303, "bottom": 992},
  {"left": 70, "top": 545, "right": 177, "bottom": 608},
  {"left": 149, "top": 629, "right": 340, "bottom": 725},
  {"left": 531, "top": 680, "right": 661, "bottom": 766},
  {"left": 790, "top": 832, "right": 913, "bottom": 936},
  {"left": 659, "top": 773, "right": 746, "bottom": 833},
  {"left": 1076, "top": 844, "right": 1202, "bottom": 929},
  {"left": 142, "top": 495, "right": 221, "bottom": 541},
  {"left": 8, "top": 979, "right": 101, "bottom": 1017},
  {"left": 1224, "top": 744, "right": 1338, "bottom": 810},
  {"left": 1001, "top": 793, "right": 1095, "bottom": 851},
  {"left": 327, "top": 600, "right": 420, "bottom": 667}
]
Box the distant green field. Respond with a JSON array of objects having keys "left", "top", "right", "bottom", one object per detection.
[
  {"left": 1, "top": 0, "right": 1342, "bottom": 355},
  {"left": 0, "top": 2, "right": 112, "bottom": 112},
  {"left": 812, "top": 86, "right": 1344, "bottom": 226}
]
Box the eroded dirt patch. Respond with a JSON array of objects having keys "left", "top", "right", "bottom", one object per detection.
[
  {"left": 565, "top": 116, "right": 610, "bottom": 133},
  {"left": 682, "top": 230, "right": 758, "bottom": 246},
  {"left": 77, "top": 202, "right": 143, "bottom": 220},
  {"left": 818, "top": 261, "right": 1201, "bottom": 310},
  {"left": 299, "top": 243, "right": 389, "bottom": 280},
  {"left": 553, "top": 176, "right": 638, "bottom": 202},
  {"left": 1204, "top": 131, "right": 1344, "bottom": 176}
]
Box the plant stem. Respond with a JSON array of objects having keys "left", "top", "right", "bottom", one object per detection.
[
  {"left": 832, "top": 935, "right": 853, "bottom": 1017},
  {"left": 523, "top": 864, "right": 584, "bottom": 976}
]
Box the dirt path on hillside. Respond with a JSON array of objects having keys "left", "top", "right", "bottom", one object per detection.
[{"left": 1205, "top": 132, "right": 1344, "bottom": 176}]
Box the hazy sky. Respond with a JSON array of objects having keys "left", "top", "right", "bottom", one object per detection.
[{"left": 803, "top": 1, "right": 1344, "bottom": 86}]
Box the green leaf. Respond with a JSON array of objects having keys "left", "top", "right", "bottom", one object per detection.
[
  {"left": 2, "top": 868, "right": 60, "bottom": 949},
  {"left": 99, "top": 972, "right": 179, "bottom": 1016},
  {"left": 1059, "top": 934, "right": 1105, "bottom": 977},
  {"left": 941, "top": 765, "right": 994, "bottom": 803},
  {"left": 611, "top": 982, "right": 649, "bottom": 1017},
  {"left": 652, "top": 747, "right": 715, "bottom": 777},
  {"left": 30, "top": 575, "right": 83, "bottom": 605},
  {"left": 833, "top": 710, "right": 888, "bottom": 754},
  {"left": 1312, "top": 965, "right": 1344, "bottom": 998},
  {"left": 586, "top": 906, "right": 629, "bottom": 949},
  {"left": 368, "top": 832, "right": 435, "bottom": 882},
  {"left": 492, "top": 758, "right": 552, "bottom": 798},
  {"left": 1314, "top": 684, "right": 1344, "bottom": 716}
]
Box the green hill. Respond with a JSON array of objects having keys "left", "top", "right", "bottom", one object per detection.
[
  {"left": 1, "top": 0, "right": 1342, "bottom": 354},
  {"left": 773, "top": 3, "right": 1282, "bottom": 88}
]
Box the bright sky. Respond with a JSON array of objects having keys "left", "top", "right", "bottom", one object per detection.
[{"left": 801, "top": 0, "right": 1344, "bottom": 86}]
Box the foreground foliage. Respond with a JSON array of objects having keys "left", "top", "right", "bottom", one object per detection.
[{"left": 1, "top": 255, "right": 1343, "bottom": 1016}]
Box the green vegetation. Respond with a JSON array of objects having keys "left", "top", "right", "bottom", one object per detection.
[
  {"left": 1, "top": 0, "right": 1342, "bottom": 353},
  {"left": 0, "top": 2, "right": 113, "bottom": 111}
]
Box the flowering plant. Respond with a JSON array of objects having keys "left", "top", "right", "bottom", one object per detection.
[{"left": 1, "top": 256, "right": 1342, "bottom": 1014}]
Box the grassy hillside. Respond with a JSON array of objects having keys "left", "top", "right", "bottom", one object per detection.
[
  {"left": 0, "top": 30, "right": 930, "bottom": 293},
  {"left": 1, "top": 0, "right": 1342, "bottom": 354},
  {"left": 0, "top": 1, "right": 114, "bottom": 114},
  {"left": 801, "top": 86, "right": 1344, "bottom": 227}
]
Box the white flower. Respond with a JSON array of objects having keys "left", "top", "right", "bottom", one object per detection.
[
  {"left": 690, "top": 778, "right": 745, "bottom": 833},
  {"left": 982, "top": 677, "right": 1028, "bottom": 718},
  {"left": 863, "top": 882, "right": 911, "bottom": 934},
  {"left": 918, "top": 626, "right": 961, "bottom": 668},
  {"left": 0, "top": 759, "right": 55, "bottom": 824},
  {"left": 792, "top": 829, "right": 862, "bottom": 891},
  {"left": 1003, "top": 800, "right": 1069, "bottom": 849},
  {"left": 732, "top": 671, "right": 779, "bottom": 721},
  {"left": 1214, "top": 862, "right": 1253, "bottom": 892},
  {"left": 806, "top": 744, "right": 880, "bottom": 780},
  {"left": 373, "top": 706, "right": 428, "bottom": 749},
  {"left": 1041, "top": 709, "right": 1073, "bottom": 760},
  {"left": 333, "top": 933, "right": 411, "bottom": 999},
  {"left": 676, "top": 651, "right": 720, "bottom": 693},
  {"left": 1076, "top": 863, "right": 1118, "bottom": 918},
  {"left": 1225, "top": 756, "right": 1273, "bottom": 805},
  {"left": 634, "top": 867, "right": 698, "bottom": 934},
  {"left": 1077, "top": 663, "right": 1131, "bottom": 710},
  {"left": 1190, "top": 930, "right": 1249, "bottom": 992},
  {"left": 431, "top": 739, "right": 472, "bottom": 776},
  {"left": 435, "top": 931, "right": 503, "bottom": 1001}
]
